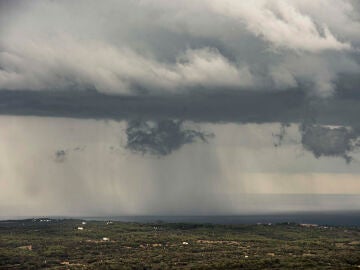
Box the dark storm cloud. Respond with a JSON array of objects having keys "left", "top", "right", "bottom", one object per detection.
[
  {"left": 126, "top": 119, "right": 212, "bottom": 156},
  {"left": 300, "top": 124, "right": 360, "bottom": 163},
  {"left": 1, "top": 89, "right": 360, "bottom": 127},
  {"left": 0, "top": 0, "right": 359, "bottom": 163},
  {"left": 273, "top": 119, "right": 360, "bottom": 163},
  {"left": 3, "top": 88, "right": 358, "bottom": 162}
]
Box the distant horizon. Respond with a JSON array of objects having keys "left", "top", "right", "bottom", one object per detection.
[{"left": 2, "top": 210, "right": 360, "bottom": 226}]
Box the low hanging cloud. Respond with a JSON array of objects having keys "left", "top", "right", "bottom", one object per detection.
[
  {"left": 300, "top": 124, "right": 360, "bottom": 163},
  {"left": 126, "top": 119, "right": 212, "bottom": 156},
  {"left": 0, "top": 0, "right": 359, "bottom": 97},
  {"left": 126, "top": 120, "right": 212, "bottom": 156}
]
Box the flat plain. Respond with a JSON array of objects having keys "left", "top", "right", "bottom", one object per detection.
[{"left": 0, "top": 219, "right": 359, "bottom": 269}]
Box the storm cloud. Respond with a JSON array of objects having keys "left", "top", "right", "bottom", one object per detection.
[
  {"left": 0, "top": 0, "right": 359, "bottom": 97},
  {"left": 126, "top": 119, "right": 212, "bottom": 156},
  {"left": 0, "top": 1, "right": 360, "bottom": 217},
  {"left": 300, "top": 124, "right": 360, "bottom": 163}
]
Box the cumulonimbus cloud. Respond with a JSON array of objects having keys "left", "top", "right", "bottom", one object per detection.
[{"left": 0, "top": 0, "right": 359, "bottom": 96}]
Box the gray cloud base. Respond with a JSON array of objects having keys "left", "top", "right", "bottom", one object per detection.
[{"left": 0, "top": 89, "right": 359, "bottom": 126}]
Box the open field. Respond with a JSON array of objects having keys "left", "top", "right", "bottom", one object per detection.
[{"left": 0, "top": 219, "right": 359, "bottom": 269}]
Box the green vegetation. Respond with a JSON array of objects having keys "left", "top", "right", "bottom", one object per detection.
[{"left": 0, "top": 219, "right": 359, "bottom": 269}]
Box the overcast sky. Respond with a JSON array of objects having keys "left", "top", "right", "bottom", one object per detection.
[
  {"left": 0, "top": 0, "right": 359, "bottom": 216},
  {"left": 0, "top": 0, "right": 359, "bottom": 96}
]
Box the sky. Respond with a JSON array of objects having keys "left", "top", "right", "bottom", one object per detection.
[{"left": 0, "top": 0, "right": 359, "bottom": 216}]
